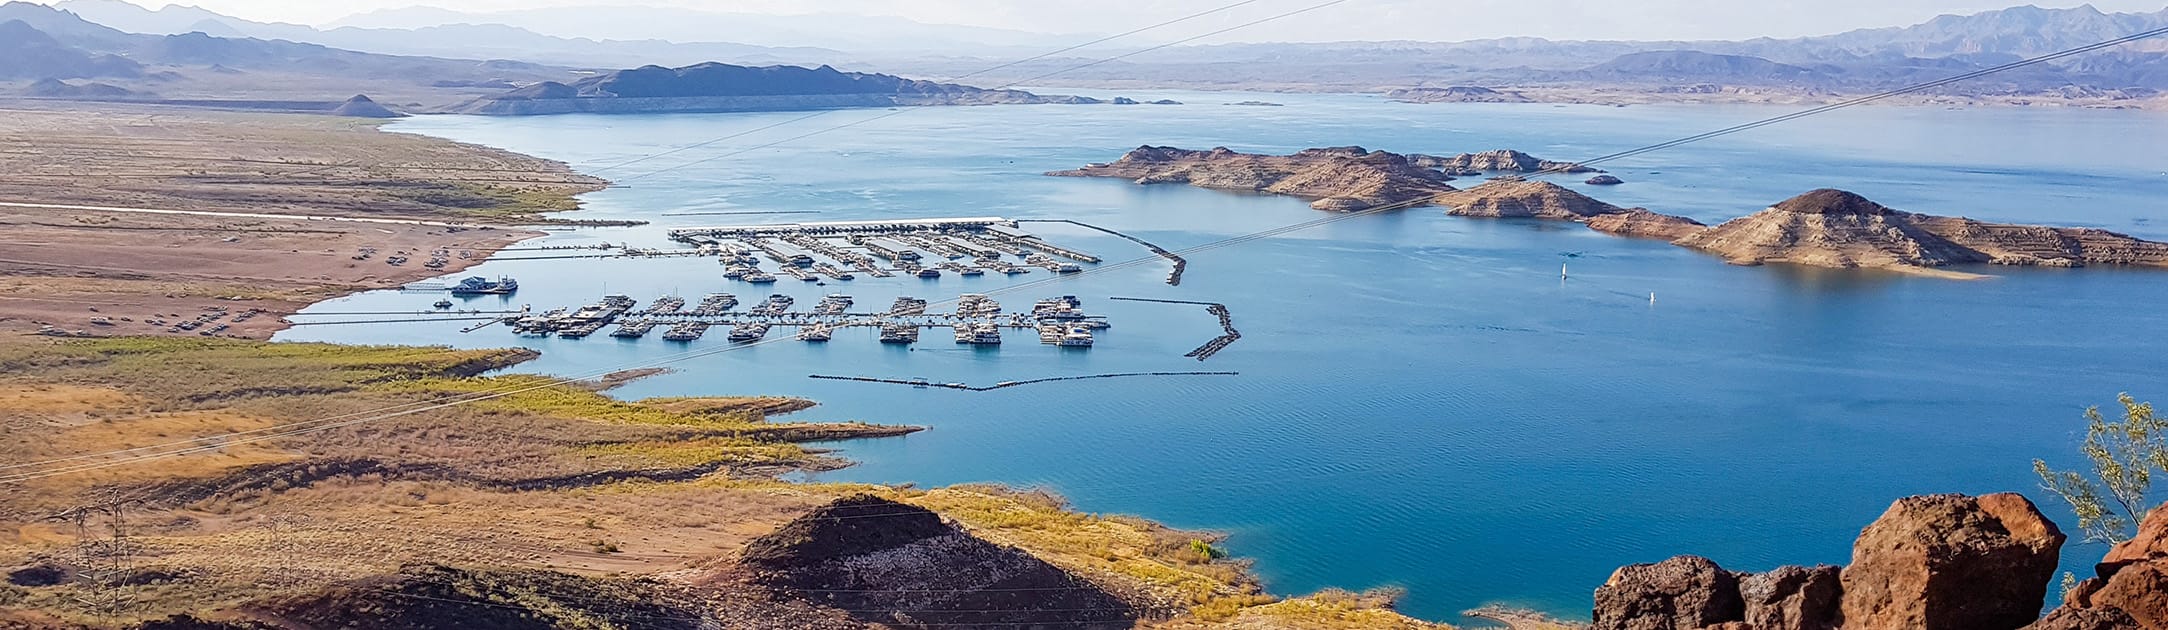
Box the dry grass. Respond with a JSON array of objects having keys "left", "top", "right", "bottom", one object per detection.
[{"left": 0, "top": 337, "right": 1434, "bottom": 628}]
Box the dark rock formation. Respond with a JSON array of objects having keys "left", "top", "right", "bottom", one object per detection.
[
  {"left": 1591, "top": 559, "right": 1838, "bottom": 630},
  {"left": 1597, "top": 493, "right": 2064, "bottom": 630},
  {"left": 330, "top": 94, "right": 404, "bottom": 118},
  {"left": 2026, "top": 607, "right": 2146, "bottom": 630},
  {"left": 742, "top": 495, "right": 1145, "bottom": 629},
  {"left": 1740, "top": 565, "right": 1842, "bottom": 630},
  {"left": 1840, "top": 493, "right": 2065, "bottom": 630},
  {"left": 6, "top": 562, "right": 67, "bottom": 587},
  {"left": 1588, "top": 208, "right": 1710, "bottom": 240},
  {"left": 1675, "top": 189, "right": 2168, "bottom": 274},
  {"left": 1593, "top": 556, "right": 1744, "bottom": 630},
  {"left": 457, "top": 62, "right": 1071, "bottom": 115},
  {"left": 247, "top": 564, "right": 735, "bottom": 630},
  {"left": 1410, "top": 149, "right": 1600, "bottom": 173},
  {"left": 1048, "top": 145, "right": 1458, "bottom": 212},
  {"left": 1588, "top": 175, "right": 1626, "bottom": 185},
  {"left": 129, "top": 615, "right": 280, "bottom": 630}
]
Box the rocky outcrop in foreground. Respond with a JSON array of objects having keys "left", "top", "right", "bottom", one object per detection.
[
  {"left": 739, "top": 495, "right": 1152, "bottom": 628},
  {"left": 1596, "top": 493, "right": 2064, "bottom": 630},
  {"left": 2031, "top": 503, "right": 2168, "bottom": 629},
  {"left": 1049, "top": 146, "right": 1461, "bottom": 211},
  {"left": 1675, "top": 189, "right": 2168, "bottom": 274}
]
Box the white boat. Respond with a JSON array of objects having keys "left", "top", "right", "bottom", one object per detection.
[{"left": 1059, "top": 327, "right": 1095, "bottom": 347}]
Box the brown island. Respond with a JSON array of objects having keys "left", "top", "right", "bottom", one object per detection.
[{"left": 1051, "top": 146, "right": 2168, "bottom": 278}]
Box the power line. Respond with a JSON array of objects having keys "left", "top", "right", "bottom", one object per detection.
[
  {"left": 7, "top": 19, "right": 2164, "bottom": 485},
  {"left": 0, "top": 1, "right": 1356, "bottom": 486},
  {"left": 610, "top": 0, "right": 1357, "bottom": 184}
]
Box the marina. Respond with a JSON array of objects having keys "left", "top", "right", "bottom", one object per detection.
[
  {"left": 487, "top": 293, "right": 1112, "bottom": 345},
  {"left": 668, "top": 217, "right": 1102, "bottom": 285},
  {"left": 808, "top": 371, "right": 1242, "bottom": 392}
]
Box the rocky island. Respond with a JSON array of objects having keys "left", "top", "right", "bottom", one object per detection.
[
  {"left": 1048, "top": 145, "right": 1461, "bottom": 211},
  {"left": 457, "top": 62, "right": 1096, "bottom": 115},
  {"left": 1410, "top": 149, "right": 1601, "bottom": 175},
  {"left": 1055, "top": 146, "right": 2168, "bottom": 278}
]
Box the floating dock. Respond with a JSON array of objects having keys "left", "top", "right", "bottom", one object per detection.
[
  {"left": 488, "top": 293, "right": 1110, "bottom": 347},
  {"left": 667, "top": 217, "right": 1099, "bottom": 285}
]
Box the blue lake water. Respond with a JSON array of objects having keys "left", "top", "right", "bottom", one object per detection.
[{"left": 279, "top": 92, "right": 2168, "bottom": 622}]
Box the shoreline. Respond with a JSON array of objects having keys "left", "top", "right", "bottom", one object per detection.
[
  {"left": 0, "top": 103, "right": 608, "bottom": 339},
  {"left": 1005, "top": 82, "right": 2168, "bottom": 111}
]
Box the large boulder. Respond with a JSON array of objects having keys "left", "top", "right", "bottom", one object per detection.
[
  {"left": 1839, "top": 493, "right": 2065, "bottom": 630},
  {"left": 2024, "top": 607, "right": 2144, "bottom": 630},
  {"left": 2048, "top": 504, "right": 2168, "bottom": 629},
  {"left": 1741, "top": 565, "right": 1841, "bottom": 630},
  {"left": 1593, "top": 555, "right": 1744, "bottom": 630}
]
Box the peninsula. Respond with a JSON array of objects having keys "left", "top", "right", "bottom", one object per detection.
[
  {"left": 0, "top": 102, "right": 608, "bottom": 339},
  {"left": 1054, "top": 146, "right": 2168, "bottom": 278},
  {"left": 1674, "top": 189, "right": 2168, "bottom": 276}
]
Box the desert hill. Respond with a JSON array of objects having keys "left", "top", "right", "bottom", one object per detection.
[
  {"left": 1048, "top": 145, "right": 1461, "bottom": 211},
  {"left": 1676, "top": 189, "right": 2168, "bottom": 274}
]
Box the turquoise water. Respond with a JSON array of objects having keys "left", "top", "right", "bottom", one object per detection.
[{"left": 280, "top": 93, "right": 2168, "bottom": 622}]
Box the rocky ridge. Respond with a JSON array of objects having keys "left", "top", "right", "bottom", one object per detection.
[{"left": 1048, "top": 145, "right": 1461, "bottom": 211}]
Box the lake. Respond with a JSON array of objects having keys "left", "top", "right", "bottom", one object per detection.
[{"left": 279, "top": 92, "right": 2168, "bottom": 622}]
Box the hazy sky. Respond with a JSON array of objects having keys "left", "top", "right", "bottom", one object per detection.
[{"left": 63, "top": 0, "right": 2168, "bottom": 41}]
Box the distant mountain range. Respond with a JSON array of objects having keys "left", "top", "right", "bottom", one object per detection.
[
  {"left": 0, "top": 2, "right": 1090, "bottom": 116},
  {"left": 864, "top": 4, "right": 2168, "bottom": 101},
  {"left": 320, "top": 5, "right": 1092, "bottom": 54},
  {"left": 0, "top": 1, "right": 2163, "bottom": 111},
  {"left": 49, "top": 0, "right": 843, "bottom": 67}
]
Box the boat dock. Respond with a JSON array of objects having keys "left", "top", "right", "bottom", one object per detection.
[
  {"left": 1109, "top": 296, "right": 1242, "bottom": 360},
  {"left": 494, "top": 293, "right": 1111, "bottom": 346},
  {"left": 808, "top": 371, "right": 1239, "bottom": 392},
  {"left": 668, "top": 218, "right": 1099, "bottom": 284}
]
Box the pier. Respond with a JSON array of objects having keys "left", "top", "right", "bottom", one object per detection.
[
  {"left": 490, "top": 293, "right": 1112, "bottom": 346},
  {"left": 808, "top": 371, "right": 1238, "bottom": 392},
  {"left": 1109, "top": 297, "right": 1242, "bottom": 360},
  {"left": 1024, "top": 219, "right": 1184, "bottom": 285}
]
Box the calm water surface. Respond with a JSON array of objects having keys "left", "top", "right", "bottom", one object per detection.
[{"left": 280, "top": 92, "right": 2168, "bottom": 622}]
